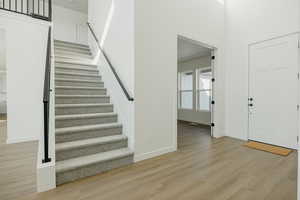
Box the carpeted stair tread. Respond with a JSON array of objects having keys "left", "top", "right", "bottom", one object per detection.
[
  {"left": 55, "top": 112, "right": 117, "bottom": 120},
  {"left": 55, "top": 72, "right": 101, "bottom": 78},
  {"left": 55, "top": 123, "right": 122, "bottom": 135},
  {"left": 55, "top": 86, "right": 105, "bottom": 90},
  {"left": 55, "top": 94, "right": 108, "bottom": 98},
  {"left": 54, "top": 40, "right": 90, "bottom": 48},
  {"left": 56, "top": 148, "right": 133, "bottom": 173},
  {"left": 55, "top": 78, "right": 103, "bottom": 83},
  {"left": 55, "top": 60, "right": 97, "bottom": 67},
  {"left": 55, "top": 103, "right": 112, "bottom": 108},
  {"left": 56, "top": 135, "right": 127, "bottom": 152}
]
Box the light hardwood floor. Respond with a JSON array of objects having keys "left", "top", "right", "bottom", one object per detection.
[
  {"left": 20, "top": 121, "right": 297, "bottom": 200},
  {"left": 0, "top": 120, "right": 38, "bottom": 200}
]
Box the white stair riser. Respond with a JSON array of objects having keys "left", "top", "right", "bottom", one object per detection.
[
  {"left": 54, "top": 42, "right": 89, "bottom": 50},
  {"left": 55, "top": 80, "right": 104, "bottom": 87},
  {"left": 56, "top": 127, "right": 122, "bottom": 143},
  {"left": 56, "top": 155, "right": 133, "bottom": 185},
  {"left": 56, "top": 88, "right": 106, "bottom": 95},
  {"left": 55, "top": 50, "right": 92, "bottom": 57},
  {"left": 56, "top": 105, "right": 113, "bottom": 115},
  {"left": 55, "top": 63, "right": 97, "bottom": 70},
  {"left": 55, "top": 56, "right": 92, "bottom": 63},
  {"left": 56, "top": 139, "right": 128, "bottom": 161},
  {"left": 56, "top": 116, "right": 118, "bottom": 128},
  {"left": 55, "top": 47, "right": 91, "bottom": 55},
  {"left": 55, "top": 52, "right": 93, "bottom": 59},
  {"left": 56, "top": 96, "right": 109, "bottom": 104},
  {"left": 56, "top": 68, "right": 98, "bottom": 75},
  {"left": 55, "top": 73, "right": 102, "bottom": 81}
]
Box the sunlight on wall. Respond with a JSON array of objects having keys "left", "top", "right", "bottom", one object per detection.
[
  {"left": 217, "top": 0, "right": 224, "bottom": 5},
  {"left": 92, "top": 0, "right": 115, "bottom": 65},
  {"left": 100, "top": 0, "right": 115, "bottom": 48},
  {"left": 92, "top": 51, "right": 101, "bottom": 65}
]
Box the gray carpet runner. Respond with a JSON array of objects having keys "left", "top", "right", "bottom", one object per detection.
[{"left": 54, "top": 40, "right": 133, "bottom": 185}]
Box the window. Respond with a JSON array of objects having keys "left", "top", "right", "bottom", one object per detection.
[
  {"left": 197, "top": 69, "right": 212, "bottom": 111},
  {"left": 178, "top": 71, "right": 193, "bottom": 109}
]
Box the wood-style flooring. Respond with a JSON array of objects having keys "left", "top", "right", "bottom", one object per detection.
[
  {"left": 0, "top": 120, "right": 38, "bottom": 200},
  {"left": 20, "top": 121, "right": 297, "bottom": 200}
]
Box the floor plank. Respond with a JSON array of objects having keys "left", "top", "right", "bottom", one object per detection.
[
  {"left": 20, "top": 121, "right": 297, "bottom": 200},
  {"left": 0, "top": 120, "right": 38, "bottom": 200}
]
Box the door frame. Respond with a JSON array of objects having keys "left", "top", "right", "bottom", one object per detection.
[
  {"left": 247, "top": 32, "right": 300, "bottom": 149},
  {"left": 177, "top": 35, "right": 217, "bottom": 138}
]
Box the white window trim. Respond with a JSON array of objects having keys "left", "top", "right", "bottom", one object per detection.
[
  {"left": 197, "top": 67, "right": 212, "bottom": 112},
  {"left": 178, "top": 71, "right": 194, "bottom": 110}
]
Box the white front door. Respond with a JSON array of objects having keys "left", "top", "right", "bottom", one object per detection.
[{"left": 249, "top": 34, "right": 299, "bottom": 149}]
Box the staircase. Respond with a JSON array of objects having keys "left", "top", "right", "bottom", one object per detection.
[{"left": 54, "top": 40, "right": 134, "bottom": 185}]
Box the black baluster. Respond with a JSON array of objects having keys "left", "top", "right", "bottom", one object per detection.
[{"left": 49, "top": 0, "right": 51, "bottom": 21}]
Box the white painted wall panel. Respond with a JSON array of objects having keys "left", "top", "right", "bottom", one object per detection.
[
  {"left": 225, "top": 0, "right": 300, "bottom": 140},
  {"left": 88, "top": 0, "right": 135, "bottom": 150},
  {"left": 0, "top": 29, "right": 6, "bottom": 114},
  {"left": 135, "top": 0, "right": 225, "bottom": 161},
  {"left": 0, "top": 11, "right": 49, "bottom": 143},
  {"left": 53, "top": 5, "right": 88, "bottom": 44}
]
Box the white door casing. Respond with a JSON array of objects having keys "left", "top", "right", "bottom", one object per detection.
[{"left": 248, "top": 34, "right": 299, "bottom": 149}]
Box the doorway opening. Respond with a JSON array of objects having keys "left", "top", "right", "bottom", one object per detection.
[{"left": 177, "top": 36, "right": 216, "bottom": 149}]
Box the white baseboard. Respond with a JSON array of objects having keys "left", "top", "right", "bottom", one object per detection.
[
  {"left": 134, "top": 146, "right": 177, "bottom": 162},
  {"left": 213, "top": 128, "right": 226, "bottom": 139},
  {"left": 37, "top": 164, "right": 56, "bottom": 192},
  {"left": 7, "top": 136, "right": 38, "bottom": 144},
  {"left": 225, "top": 133, "right": 248, "bottom": 141}
]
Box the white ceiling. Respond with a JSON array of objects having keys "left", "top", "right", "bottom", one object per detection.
[
  {"left": 178, "top": 38, "right": 211, "bottom": 62},
  {"left": 53, "top": 0, "right": 88, "bottom": 13}
]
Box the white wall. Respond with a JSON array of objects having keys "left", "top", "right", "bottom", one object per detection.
[
  {"left": 88, "top": 0, "right": 135, "bottom": 149},
  {"left": 53, "top": 5, "right": 88, "bottom": 44},
  {"left": 0, "top": 11, "right": 50, "bottom": 143},
  {"left": 0, "top": 29, "right": 6, "bottom": 114},
  {"left": 225, "top": 0, "right": 300, "bottom": 140},
  {"left": 0, "top": 29, "right": 5, "bottom": 70},
  {"left": 178, "top": 56, "right": 211, "bottom": 125},
  {"left": 135, "top": 0, "right": 226, "bottom": 161}
]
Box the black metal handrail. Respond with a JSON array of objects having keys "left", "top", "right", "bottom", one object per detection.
[
  {"left": 42, "top": 26, "right": 52, "bottom": 163},
  {"left": 0, "top": 0, "right": 52, "bottom": 21},
  {"left": 87, "top": 22, "right": 134, "bottom": 101}
]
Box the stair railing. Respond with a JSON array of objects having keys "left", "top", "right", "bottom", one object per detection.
[
  {"left": 87, "top": 22, "right": 134, "bottom": 101},
  {"left": 42, "top": 26, "right": 52, "bottom": 163},
  {"left": 0, "top": 0, "right": 52, "bottom": 21}
]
